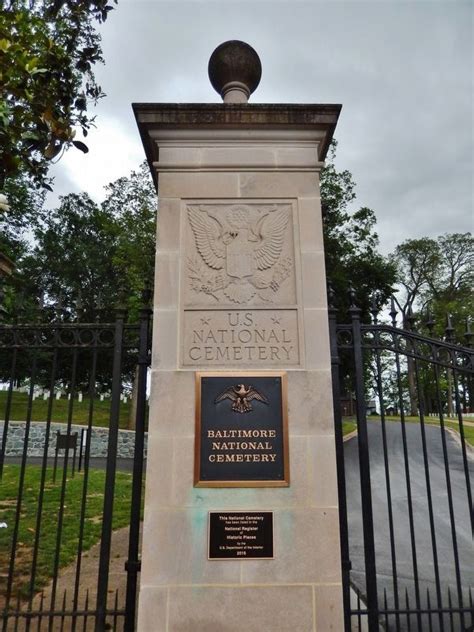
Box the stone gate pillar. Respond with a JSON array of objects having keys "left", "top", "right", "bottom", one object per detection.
[{"left": 134, "top": 41, "right": 343, "bottom": 631}]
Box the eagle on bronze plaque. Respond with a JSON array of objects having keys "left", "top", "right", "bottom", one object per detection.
[
  {"left": 214, "top": 384, "right": 269, "bottom": 414},
  {"left": 194, "top": 371, "right": 289, "bottom": 488}
]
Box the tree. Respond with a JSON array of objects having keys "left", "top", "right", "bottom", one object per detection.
[
  {"left": 0, "top": 0, "right": 117, "bottom": 190},
  {"left": 392, "top": 233, "right": 473, "bottom": 415},
  {"left": 320, "top": 141, "right": 397, "bottom": 401},
  {"left": 0, "top": 163, "right": 156, "bottom": 416},
  {"left": 0, "top": 174, "right": 46, "bottom": 262},
  {"left": 13, "top": 163, "right": 156, "bottom": 323},
  {"left": 25, "top": 192, "right": 118, "bottom": 316},
  {"left": 101, "top": 163, "right": 157, "bottom": 320},
  {"left": 425, "top": 233, "right": 474, "bottom": 336},
  {"left": 392, "top": 233, "right": 473, "bottom": 339},
  {"left": 321, "top": 141, "right": 397, "bottom": 320}
]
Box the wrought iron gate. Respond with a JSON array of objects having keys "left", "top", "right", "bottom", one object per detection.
[
  {"left": 330, "top": 292, "right": 473, "bottom": 631},
  {"left": 0, "top": 297, "right": 151, "bottom": 631}
]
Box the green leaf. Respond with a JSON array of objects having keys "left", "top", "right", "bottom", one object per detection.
[
  {"left": 44, "top": 142, "right": 62, "bottom": 159},
  {"left": 25, "top": 58, "right": 39, "bottom": 72},
  {"left": 72, "top": 140, "right": 89, "bottom": 153},
  {"left": 0, "top": 3, "right": 113, "bottom": 187},
  {"left": 21, "top": 131, "right": 41, "bottom": 140}
]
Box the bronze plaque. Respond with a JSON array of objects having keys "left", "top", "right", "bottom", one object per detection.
[
  {"left": 208, "top": 511, "right": 274, "bottom": 560},
  {"left": 194, "top": 371, "right": 289, "bottom": 487}
]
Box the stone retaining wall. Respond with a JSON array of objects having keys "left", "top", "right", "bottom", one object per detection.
[{"left": 0, "top": 421, "right": 148, "bottom": 459}]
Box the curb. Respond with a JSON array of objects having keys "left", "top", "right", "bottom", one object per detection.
[{"left": 343, "top": 429, "right": 358, "bottom": 443}]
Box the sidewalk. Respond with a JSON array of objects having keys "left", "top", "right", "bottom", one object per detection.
[{"left": 19, "top": 526, "right": 134, "bottom": 631}]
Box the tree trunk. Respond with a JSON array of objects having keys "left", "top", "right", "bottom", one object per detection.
[{"left": 128, "top": 365, "right": 139, "bottom": 430}]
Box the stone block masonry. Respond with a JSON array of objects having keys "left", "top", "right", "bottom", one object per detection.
[
  {"left": 134, "top": 41, "right": 343, "bottom": 631},
  {"left": 0, "top": 421, "right": 147, "bottom": 459}
]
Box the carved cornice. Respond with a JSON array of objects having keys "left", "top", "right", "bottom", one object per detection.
[{"left": 133, "top": 103, "right": 341, "bottom": 188}]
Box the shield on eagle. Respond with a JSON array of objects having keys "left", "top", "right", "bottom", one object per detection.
[{"left": 225, "top": 229, "right": 255, "bottom": 279}]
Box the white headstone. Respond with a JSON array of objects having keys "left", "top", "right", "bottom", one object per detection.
[{"left": 78, "top": 392, "right": 83, "bottom": 403}]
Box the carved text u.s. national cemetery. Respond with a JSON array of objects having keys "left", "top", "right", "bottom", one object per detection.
[{"left": 182, "top": 200, "right": 302, "bottom": 367}]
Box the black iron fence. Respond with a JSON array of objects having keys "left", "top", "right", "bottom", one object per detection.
[
  {"left": 0, "top": 298, "right": 151, "bottom": 631},
  {"left": 330, "top": 291, "right": 473, "bottom": 631},
  {"left": 2, "top": 282, "right": 472, "bottom": 631}
]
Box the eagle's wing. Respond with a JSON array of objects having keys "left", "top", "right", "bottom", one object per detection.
[
  {"left": 253, "top": 208, "right": 290, "bottom": 271},
  {"left": 245, "top": 387, "right": 269, "bottom": 404},
  {"left": 188, "top": 206, "right": 225, "bottom": 270},
  {"left": 215, "top": 387, "right": 238, "bottom": 403}
]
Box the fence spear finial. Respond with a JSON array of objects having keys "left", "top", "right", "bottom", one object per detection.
[
  {"left": 55, "top": 291, "right": 64, "bottom": 321},
  {"left": 425, "top": 306, "right": 435, "bottom": 335},
  {"left": 94, "top": 291, "right": 104, "bottom": 322},
  {"left": 15, "top": 290, "right": 25, "bottom": 324},
  {"left": 327, "top": 282, "right": 336, "bottom": 310},
  {"left": 75, "top": 288, "right": 84, "bottom": 322},
  {"left": 348, "top": 287, "right": 357, "bottom": 307},
  {"left": 464, "top": 318, "right": 472, "bottom": 347},
  {"left": 114, "top": 286, "right": 128, "bottom": 321},
  {"left": 141, "top": 282, "right": 152, "bottom": 307},
  {"left": 389, "top": 296, "right": 397, "bottom": 327},
  {"left": 405, "top": 305, "right": 416, "bottom": 331},
  {"left": 445, "top": 313, "right": 454, "bottom": 342},
  {"left": 370, "top": 293, "right": 379, "bottom": 324},
  {"left": 348, "top": 287, "right": 362, "bottom": 321}
]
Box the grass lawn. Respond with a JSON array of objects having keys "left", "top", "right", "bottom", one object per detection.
[
  {"left": 0, "top": 391, "right": 132, "bottom": 429},
  {"left": 345, "top": 415, "right": 474, "bottom": 447},
  {"left": 443, "top": 420, "right": 474, "bottom": 445},
  {"left": 379, "top": 415, "right": 474, "bottom": 447},
  {"left": 420, "top": 418, "right": 474, "bottom": 446},
  {"left": 342, "top": 420, "right": 357, "bottom": 436},
  {"left": 0, "top": 464, "right": 139, "bottom": 599}
]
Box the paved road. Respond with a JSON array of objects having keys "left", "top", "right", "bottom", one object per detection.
[{"left": 345, "top": 421, "right": 474, "bottom": 631}]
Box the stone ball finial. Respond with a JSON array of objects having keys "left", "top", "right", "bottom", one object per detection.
[{"left": 208, "top": 40, "right": 262, "bottom": 104}]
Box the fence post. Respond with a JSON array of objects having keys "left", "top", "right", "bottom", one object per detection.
[
  {"left": 328, "top": 287, "right": 352, "bottom": 632},
  {"left": 349, "top": 291, "right": 379, "bottom": 630},
  {"left": 95, "top": 306, "right": 126, "bottom": 631},
  {"left": 124, "top": 290, "right": 152, "bottom": 631}
]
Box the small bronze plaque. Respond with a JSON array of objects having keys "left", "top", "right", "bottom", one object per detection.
[
  {"left": 208, "top": 511, "right": 274, "bottom": 560},
  {"left": 194, "top": 371, "right": 289, "bottom": 487}
]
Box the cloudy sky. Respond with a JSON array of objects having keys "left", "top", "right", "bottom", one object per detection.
[{"left": 47, "top": 0, "right": 473, "bottom": 254}]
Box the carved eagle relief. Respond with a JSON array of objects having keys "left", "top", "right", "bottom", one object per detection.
[{"left": 187, "top": 204, "right": 292, "bottom": 304}]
